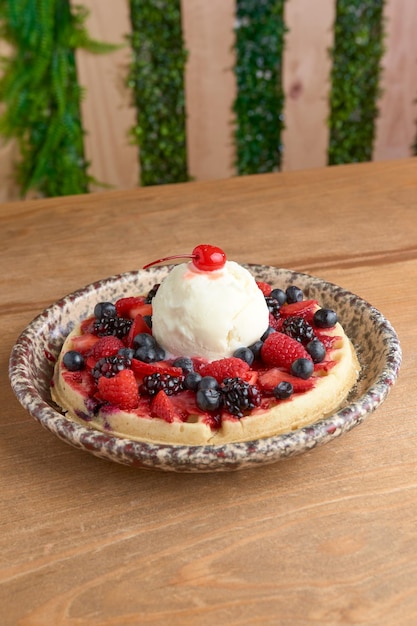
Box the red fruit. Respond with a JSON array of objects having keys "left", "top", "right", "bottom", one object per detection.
[
  {"left": 199, "top": 357, "right": 250, "bottom": 383},
  {"left": 80, "top": 316, "right": 95, "bottom": 334},
  {"left": 97, "top": 369, "right": 139, "bottom": 410},
  {"left": 143, "top": 244, "right": 226, "bottom": 272},
  {"left": 261, "top": 332, "right": 311, "bottom": 372},
  {"left": 268, "top": 313, "right": 284, "bottom": 331},
  {"left": 256, "top": 281, "right": 272, "bottom": 296},
  {"left": 62, "top": 369, "right": 96, "bottom": 397},
  {"left": 130, "top": 359, "right": 183, "bottom": 381},
  {"left": 126, "top": 313, "right": 152, "bottom": 347},
  {"left": 71, "top": 333, "right": 99, "bottom": 354},
  {"left": 89, "top": 335, "right": 124, "bottom": 360},
  {"left": 314, "top": 331, "right": 342, "bottom": 349},
  {"left": 280, "top": 299, "right": 318, "bottom": 321},
  {"left": 115, "top": 296, "right": 147, "bottom": 319},
  {"left": 258, "top": 368, "right": 315, "bottom": 394},
  {"left": 150, "top": 390, "right": 182, "bottom": 423}
]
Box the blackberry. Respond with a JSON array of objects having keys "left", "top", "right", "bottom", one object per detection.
[
  {"left": 92, "top": 355, "right": 132, "bottom": 381},
  {"left": 93, "top": 316, "right": 132, "bottom": 339},
  {"left": 282, "top": 316, "right": 315, "bottom": 345},
  {"left": 145, "top": 284, "right": 160, "bottom": 304},
  {"left": 221, "top": 377, "right": 262, "bottom": 418},
  {"left": 265, "top": 296, "right": 281, "bottom": 319},
  {"left": 140, "top": 372, "right": 183, "bottom": 396}
]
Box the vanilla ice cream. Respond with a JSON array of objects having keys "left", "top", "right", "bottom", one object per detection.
[{"left": 151, "top": 260, "right": 270, "bottom": 361}]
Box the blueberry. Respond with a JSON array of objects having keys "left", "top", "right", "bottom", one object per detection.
[
  {"left": 233, "top": 347, "right": 254, "bottom": 366},
  {"left": 198, "top": 376, "right": 219, "bottom": 390},
  {"left": 261, "top": 326, "right": 276, "bottom": 341},
  {"left": 286, "top": 285, "right": 303, "bottom": 304},
  {"left": 118, "top": 347, "right": 135, "bottom": 359},
  {"left": 184, "top": 371, "right": 202, "bottom": 391},
  {"left": 291, "top": 357, "right": 314, "bottom": 379},
  {"left": 132, "top": 333, "right": 156, "bottom": 349},
  {"left": 273, "top": 381, "right": 293, "bottom": 399},
  {"left": 154, "top": 346, "right": 166, "bottom": 361},
  {"left": 135, "top": 345, "right": 157, "bottom": 363},
  {"left": 172, "top": 357, "right": 194, "bottom": 374},
  {"left": 306, "top": 338, "right": 326, "bottom": 363},
  {"left": 63, "top": 350, "right": 84, "bottom": 371},
  {"left": 270, "top": 288, "right": 287, "bottom": 305},
  {"left": 196, "top": 388, "right": 221, "bottom": 411},
  {"left": 94, "top": 301, "right": 116, "bottom": 319},
  {"left": 313, "top": 308, "right": 338, "bottom": 328},
  {"left": 248, "top": 340, "right": 264, "bottom": 360}
]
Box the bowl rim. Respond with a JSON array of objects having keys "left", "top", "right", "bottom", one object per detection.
[{"left": 9, "top": 265, "right": 402, "bottom": 472}]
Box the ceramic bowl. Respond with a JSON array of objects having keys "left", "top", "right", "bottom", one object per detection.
[{"left": 9, "top": 265, "right": 401, "bottom": 472}]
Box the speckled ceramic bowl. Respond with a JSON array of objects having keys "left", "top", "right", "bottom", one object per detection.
[{"left": 9, "top": 266, "right": 401, "bottom": 472}]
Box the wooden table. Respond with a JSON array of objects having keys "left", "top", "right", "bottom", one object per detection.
[{"left": 1, "top": 158, "right": 416, "bottom": 625}]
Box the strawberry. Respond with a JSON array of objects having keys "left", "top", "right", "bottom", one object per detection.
[
  {"left": 130, "top": 359, "right": 183, "bottom": 381},
  {"left": 314, "top": 331, "right": 342, "bottom": 349},
  {"left": 89, "top": 335, "right": 124, "bottom": 361},
  {"left": 268, "top": 313, "right": 283, "bottom": 331},
  {"left": 199, "top": 357, "right": 250, "bottom": 383},
  {"left": 80, "top": 316, "right": 95, "bottom": 334},
  {"left": 115, "top": 297, "right": 149, "bottom": 319},
  {"left": 261, "top": 332, "right": 311, "bottom": 371},
  {"left": 258, "top": 368, "right": 315, "bottom": 394},
  {"left": 126, "top": 313, "right": 152, "bottom": 347},
  {"left": 97, "top": 368, "right": 139, "bottom": 410},
  {"left": 280, "top": 299, "right": 318, "bottom": 321},
  {"left": 62, "top": 369, "right": 96, "bottom": 397},
  {"left": 150, "top": 390, "right": 183, "bottom": 423},
  {"left": 256, "top": 281, "right": 272, "bottom": 296},
  {"left": 71, "top": 333, "right": 99, "bottom": 354}
]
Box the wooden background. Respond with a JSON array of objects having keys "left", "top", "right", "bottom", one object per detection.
[{"left": 1, "top": 0, "right": 417, "bottom": 203}]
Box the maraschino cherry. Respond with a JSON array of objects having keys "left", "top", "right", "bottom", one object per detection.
[{"left": 143, "top": 244, "right": 226, "bottom": 271}]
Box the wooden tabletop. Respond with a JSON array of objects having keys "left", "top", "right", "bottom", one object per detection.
[{"left": 1, "top": 158, "right": 417, "bottom": 625}]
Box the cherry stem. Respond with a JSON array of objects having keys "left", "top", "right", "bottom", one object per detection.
[{"left": 143, "top": 253, "right": 195, "bottom": 270}]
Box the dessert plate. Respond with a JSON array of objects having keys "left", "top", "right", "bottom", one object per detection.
[{"left": 9, "top": 266, "right": 401, "bottom": 472}]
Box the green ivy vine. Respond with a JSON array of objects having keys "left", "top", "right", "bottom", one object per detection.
[
  {"left": 128, "top": 0, "right": 188, "bottom": 187},
  {"left": 328, "top": 0, "right": 385, "bottom": 164},
  {"left": 233, "top": 0, "right": 286, "bottom": 175}
]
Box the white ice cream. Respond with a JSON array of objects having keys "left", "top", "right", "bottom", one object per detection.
[{"left": 151, "top": 260, "right": 270, "bottom": 361}]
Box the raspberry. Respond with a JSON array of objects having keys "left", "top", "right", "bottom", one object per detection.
[
  {"left": 89, "top": 336, "right": 125, "bottom": 360},
  {"left": 260, "top": 332, "right": 312, "bottom": 372},
  {"left": 93, "top": 316, "right": 132, "bottom": 339},
  {"left": 199, "top": 357, "right": 250, "bottom": 383},
  {"left": 256, "top": 281, "right": 272, "bottom": 296},
  {"left": 221, "top": 378, "right": 261, "bottom": 417},
  {"left": 141, "top": 372, "right": 184, "bottom": 396},
  {"left": 281, "top": 316, "right": 315, "bottom": 345},
  {"left": 97, "top": 369, "right": 139, "bottom": 410}
]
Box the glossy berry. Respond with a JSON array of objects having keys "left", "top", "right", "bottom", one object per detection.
[
  {"left": 93, "top": 316, "right": 132, "bottom": 339},
  {"left": 282, "top": 316, "right": 315, "bottom": 345},
  {"left": 261, "top": 326, "right": 276, "bottom": 341},
  {"left": 94, "top": 301, "right": 116, "bottom": 319},
  {"left": 141, "top": 372, "right": 184, "bottom": 396},
  {"left": 273, "top": 381, "right": 293, "bottom": 400},
  {"left": 184, "top": 371, "right": 202, "bottom": 391},
  {"left": 63, "top": 350, "right": 84, "bottom": 371},
  {"left": 143, "top": 244, "right": 226, "bottom": 272},
  {"left": 196, "top": 387, "right": 221, "bottom": 411},
  {"left": 313, "top": 308, "right": 338, "bottom": 328},
  {"left": 132, "top": 333, "right": 156, "bottom": 349},
  {"left": 265, "top": 296, "right": 281, "bottom": 318},
  {"left": 92, "top": 355, "right": 132, "bottom": 380},
  {"left": 270, "top": 288, "right": 287, "bottom": 305},
  {"left": 172, "top": 356, "right": 194, "bottom": 374},
  {"left": 261, "top": 332, "right": 311, "bottom": 372},
  {"left": 221, "top": 378, "right": 261, "bottom": 417},
  {"left": 233, "top": 347, "right": 254, "bottom": 366},
  {"left": 286, "top": 286, "right": 304, "bottom": 304},
  {"left": 248, "top": 340, "right": 264, "bottom": 360},
  {"left": 198, "top": 376, "right": 219, "bottom": 390},
  {"left": 135, "top": 344, "right": 165, "bottom": 363},
  {"left": 291, "top": 357, "right": 314, "bottom": 379},
  {"left": 306, "top": 338, "right": 326, "bottom": 363}
]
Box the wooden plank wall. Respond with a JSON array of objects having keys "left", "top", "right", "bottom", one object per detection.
[{"left": 1, "top": 0, "right": 416, "bottom": 202}]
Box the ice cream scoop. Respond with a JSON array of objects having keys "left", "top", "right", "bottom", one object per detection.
[{"left": 149, "top": 250, "right": 270, "bottom": 361}]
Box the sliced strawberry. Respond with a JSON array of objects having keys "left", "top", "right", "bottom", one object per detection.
[
  {"left": 62, "top": 369, "right": 96, "bottom": 397},
  {"left": 268, "top": 313, "right": 283, "bottom": 331},
  {"left": 130, "top": 359, "right": 183, "bottom": 381},
  {"left": 280, "top": 299, "right": 318, "bottom": 321},
  {"left": 314, "top": 360, "right": 337, "bottom": 374},
  {"left": 256, "top": 281, "right": 272, "bottom": 296},
  {"left": 126, "top": 313, "right": 152, "bottom": 347},
  {"left": 89, "top": 335, "right": 124, "bottom": 361},
  {"left": 199, "top": 357, "right": 250, "bottom": 383},
  {"left": 71, "top": 333, "right": 99, "bottom": 354},
  {"left": 115, "top": 296, "right": 149, "bottom": 319},
  {"left": 261, "top": 332, "right": 312, "bottom": 372},
  {"left": 97, "top": 368, "right": 139, "bottom": 410},
  {"left": 80, "top": 316, "right": 95, "bottom": 334},
  {"left": 150, "top": 390, "right": 183, "bottom": 423},
  {"left": 314, "top": 331, "right": 342, "bottom": 349},
  {"left": 258, "top": 368, "right": 315, "bottom": 394}
]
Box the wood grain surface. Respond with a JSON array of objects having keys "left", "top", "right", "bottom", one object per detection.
[{"left": 1, "top": 158, "right": 417, "bottom": 625}]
